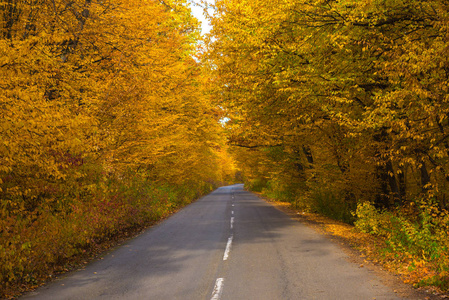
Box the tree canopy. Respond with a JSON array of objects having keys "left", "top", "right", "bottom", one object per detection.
[
  {"left": 1, "top": 0, "right": 236, "bottom": 294},
  {"left": 207, "top": 0, "right": 449, "bottom": 210}
]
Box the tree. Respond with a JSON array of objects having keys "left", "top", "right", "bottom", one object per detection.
[{"left": 206, "top": 0, "right": 449, "bottom": 212}]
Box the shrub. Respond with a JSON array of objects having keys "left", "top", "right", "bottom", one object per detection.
[
  {"left": 309, "top": 188, "right": 356, "bottom": 224},
  {"left": 0, "top": 175, "right": 219, "bottom": 298},
  {"left": 354, "top": 200, "right": 449, "bottom": 288}
]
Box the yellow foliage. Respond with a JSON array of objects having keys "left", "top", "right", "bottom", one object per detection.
[{"left": 1, "top": 0, "right": 237, "bottom": 296}]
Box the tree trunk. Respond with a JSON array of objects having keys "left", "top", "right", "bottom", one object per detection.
[
  {"left": 420, "top": 160, "right": 431, "bottom": 193},
  {"left": 386, "top": 160, "right": 400, "bottom": 205},
  {"left": 375, "top": 162, "right": 391, "bottom": 208},
  {"left": 302, "top": 145, "right": 314, "bottom": 166}
]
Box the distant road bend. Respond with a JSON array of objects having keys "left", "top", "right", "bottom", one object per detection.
[{"left": 23, "top": 184, "right": 402, "bottom": 300}]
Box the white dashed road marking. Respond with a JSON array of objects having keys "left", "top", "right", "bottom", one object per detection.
[
  {"left": 223, "top": 234, "right": 233, "bottom": 261},
  {"left": 212, "top": 193, "right": 237, "bottom": 299},
  {"left": 210, "top": 278, "right": 224, "bottom": 300}
]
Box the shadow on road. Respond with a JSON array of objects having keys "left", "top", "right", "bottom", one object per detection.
[{"left": 22, "top": 184, "right": 354, "bottom": 299}]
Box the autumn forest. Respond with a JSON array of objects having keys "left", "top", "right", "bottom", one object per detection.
[{"left": 1, "top": 0, "right": 449, "bottom": 296}]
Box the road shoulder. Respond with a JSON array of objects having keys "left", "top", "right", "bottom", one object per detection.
[{"left": 259, "top": 195, "right": 446, "bottom": 300}]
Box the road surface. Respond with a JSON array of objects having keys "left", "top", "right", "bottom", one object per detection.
[{"left": 22, "top": 184, "right": 401, "bottom": 300}]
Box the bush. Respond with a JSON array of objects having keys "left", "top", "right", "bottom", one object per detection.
[
  {"left": 309, "top": 188, "right": 356, "bottom": 224},
  {"left": 353, "top": 202, "right": 392, "bottom": 236},
  {"left": 354, "top": 200, "right": 449, "bottom": 288},
  {"left": 246, "top": 178, "right": 268, "bottom": 192},
  {"left": 0, "top": 176, "right": 219, "bottom": 298}
]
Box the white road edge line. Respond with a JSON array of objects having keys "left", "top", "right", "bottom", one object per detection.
[
  {"left": 223, "top": 234, "right": 233, "bottom": 261},
  {"left": 230, "top": 217, "right": 234, "bottom": 229},
  {"left": 211, "top": 278, "right": 225, "bottom": 300}
]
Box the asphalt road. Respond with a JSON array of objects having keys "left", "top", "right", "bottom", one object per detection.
[{"left": 22, "top": 184, "right": 401, "bottom": 300}]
